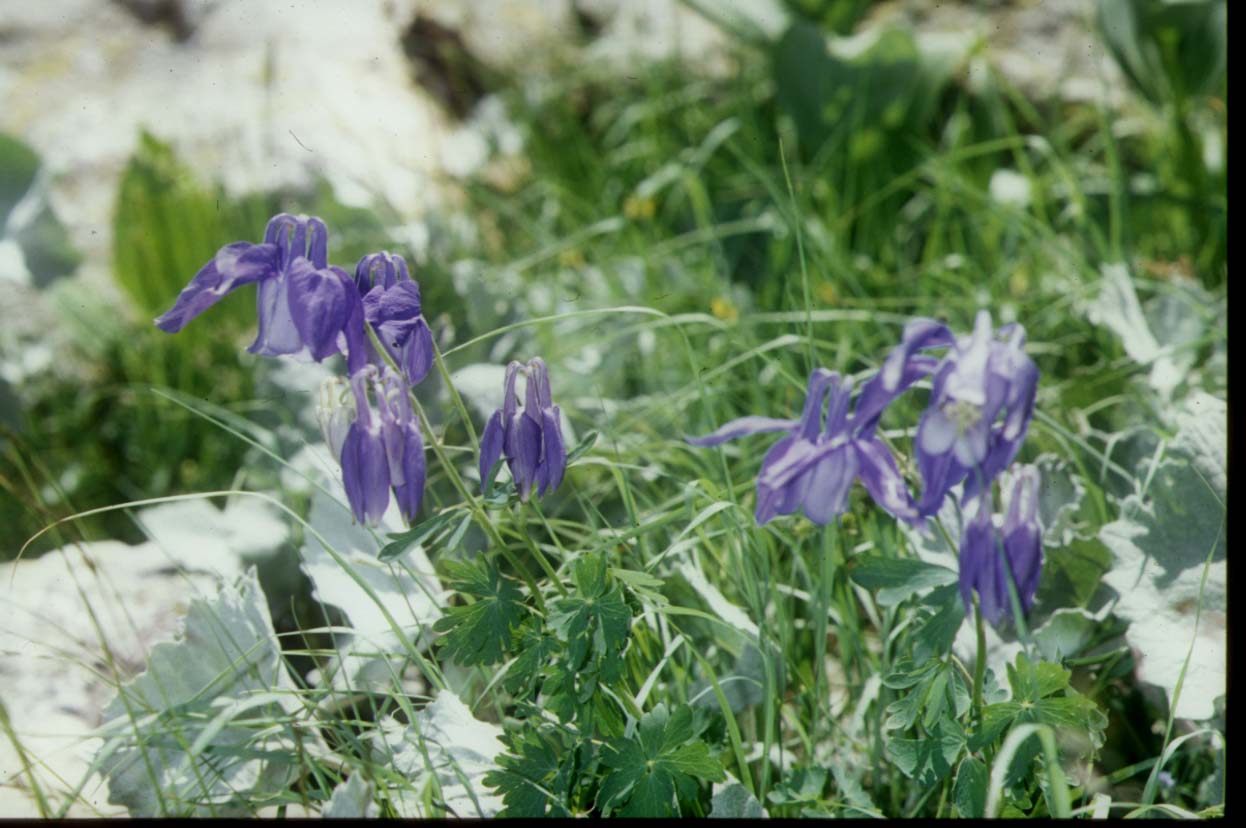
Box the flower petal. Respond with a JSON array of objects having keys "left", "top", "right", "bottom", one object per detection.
[
  {"left": 288, "top": 261, "right": 352, "bottom": 362},
  {"left": 479, "top": 410, "right": 505, "bottom": 490},
  {"left": 685, "top": 416, "right": 799, "bottom": 447},
  {"left": 400, "top": 318, "right": 434, "bottom": 386},
  {"left": 855, "top": 437, "right": 920, "bottom": 525},
  {"left": 801, "top": 445, "right": 858, "bottom": 524},
  {"left": 392, "top": 420, "right": 426, "bottom": 522},
  {"left": 505, "top": 411, "right": 542, "bottom": 501},
  {"left": 917, "top": 408, "right": 958, "bottom": 456},
  {"left": 854, "top": 354, "right": 940, "bottom": 435},
  {"left": 539, "top": 405, "right": 566, "bottom": 494},
  {"left": 154, "top": 242, "right": 279, "bottom": 333},
  {"left": 250, "top": 270, "right": 305, "bottom": 357},
  {"left": 880, "top": 318, "right": 954, "bottom": 391},
  {"left": 341, "top": 422, "right": 390, "bottom": 526}
]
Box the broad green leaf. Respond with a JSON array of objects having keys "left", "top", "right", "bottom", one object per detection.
[
  {"left": 954, "top": 757, "right": 988, "bottom": 819},
  {"left": 502, "top": 617, "right": 561, "bottom": 697},
  {"left": 974, "top": 653, "right": 1108, "bottom": 751},
  {"left": 848, "top": 556, "right": 959, "bottom": 607},
  {"left": 433, "top": 559, "right": 527, "bottom": 666},
  {"left": 1033, "top": 608, "right": 1101, "bottom": 663},
  {"left": 0, "top": 133, "right": 39, "bottom": 226},
  {"left": 379, "top": 509, "right": 462, "bottom": 561},
  {"left": 549, "top": 555, "right": 632, "bottom": 670},
  {"left": 484, "top": 729, "right": 576, "bottom": 818},
  {"left": 912, "top": 584, "right": 966, "bottom": 661},
  {"left": 886, "top": 717, "right": 965, "bottom": 786},
  {"left": 599, "top": 704, "right": 725, "bottom": 817}
]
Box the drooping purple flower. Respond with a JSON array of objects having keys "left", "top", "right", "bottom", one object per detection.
[
  {"left": 336, "top": 365, "right": 428, "bottom": 526},
  {"left": 687, "top": 368, "right": 923, "bottom": 526},
  {"left": 376, "top": 367, "right": 427, "bottom": 522},
  {"left": 355, "top": 252, "right": 435, "bottom": 386},
  {"left": 340, "top": 366, "right": 391, "bottom": 527},
  {"left": 958, "top": 464, "right": 1043, "bottom": 626},
  {"left": 155, "top": 213, "right": 365, "bottom": 366},
  {"left": 882, "top": 311, "right": 1039, "bottom": 516},
  {"left": 478, "top": 357, "right": 567, "bottom": 502}
]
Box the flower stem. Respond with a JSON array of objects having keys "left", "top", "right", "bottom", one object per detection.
[{"left": 973, "top": 600, "right": 987, "bottom": 722}]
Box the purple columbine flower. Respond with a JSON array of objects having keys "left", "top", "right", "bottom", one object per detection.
[
  {"left": 958, "top": 464, "right": 1043, "bottom": 626},
  {"left": 339, "top": 365, "right": 426, "bottom": 525},
  {"left": 376, "top": 367, "right": 426, "bottom": 522},
  {"left": 883, "top": 311, "right": 1039, "bottom": 516},
  {"left": 355, "top": 252, "right": 435, "bottom": 386},
  {"left": 687, "top": 368, "right": 923, "bottom": 526},
  {"left": 155, "top": 213, "right": 364, "bottom": 365},
  {"left": 478, "top": 357, "right": 567, "bottom": 502}
]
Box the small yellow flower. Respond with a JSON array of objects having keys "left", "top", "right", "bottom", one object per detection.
[
  {"left": 710, "top": 296, "right": 739, "bottom": 323},
  {"left": 624, "top": 195, "right": 656, "bottom": 220},
  {"left": 817, "top": 282, "right": 838, "bottom": 305},
  {"left": 558, "top": 249, "right": 586, "bottom": 269},
  {"left": 1009, "top": 268, "right": 1030, "bottom": 297}
]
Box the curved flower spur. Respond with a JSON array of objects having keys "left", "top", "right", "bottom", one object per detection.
[
  {"left": 154, "top": 213, "right": 364, "bottom": 365},
  {"left": 479, "top": 358, "right": 567, "bottom": 502},
  {"left": 687, "top": 367, "right": 924, "bottom": 526}
]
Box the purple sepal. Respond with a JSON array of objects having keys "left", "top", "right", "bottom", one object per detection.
[
  {"left": 539, "top": 405, "right": 566, "bottom": 495},
  {"left": 479, "top": 410, "right": 505, "bottom": 490},
  {"left": 154, "top": 242, "right": 280, "bottom": 333},
  {"left": 341, "top": 422, "right": 390, "bottom": 527},
  {"left": 288, "top": 261, "right": 353, "bottom": 361},
  {"left": 390, "top": 419, "right": 426, "bottom": 523},
  {"left": 685, "top": 416, "right": 800, "bottom": 447}
]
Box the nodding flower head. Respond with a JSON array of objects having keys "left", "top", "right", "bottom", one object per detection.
[
  {"left": 478, "top": 357, "right": 567, "bottom": 502},
  {"left": 355, "top": 252, "right": 435, "bottom": 386},
  {"left": 154, "top": 213, "right": 364, "bottom": 366},
  {"left": 882, "top": 310, "right": 1039, "bottom": 516},
  {"left": 688, "top": 367, "right": 923, "bottom": 527},
  {"left": 957, "top": 464, "right": 1043, "bottom": 626},
  {"left": 337, "top": 365, "right": 426, "bottom": 526}
]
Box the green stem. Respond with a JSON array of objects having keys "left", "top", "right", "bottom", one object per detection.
[
  {"left": 973, "top": 601, "right": 987, "bottom": 722},
  {"left": 509, "top": 502, "right": 570, "bottom": 597}
]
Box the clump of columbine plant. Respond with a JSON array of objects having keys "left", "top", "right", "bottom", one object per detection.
[
  {"left": 688, "top": 310, "right": 1043, "bottom": 629},
  {"left": 155, "top": 215, "right": 450, "bottom": 526}
]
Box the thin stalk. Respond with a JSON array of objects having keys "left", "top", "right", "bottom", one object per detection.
[{"left": 973, "top": 602, "right": 987, "bottom": 722}]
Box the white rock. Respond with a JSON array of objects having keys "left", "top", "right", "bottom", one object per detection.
[{"left": 0, "top": 540, "right": 227, "bottom": 816}]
